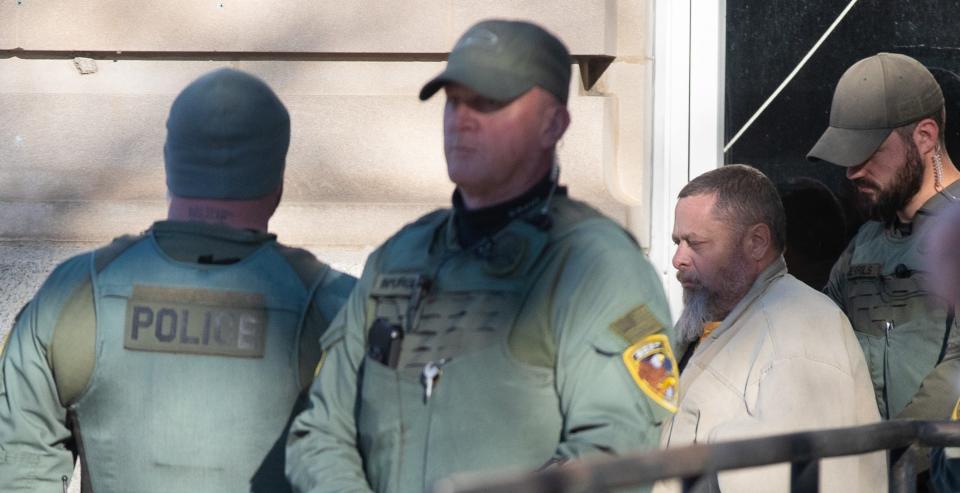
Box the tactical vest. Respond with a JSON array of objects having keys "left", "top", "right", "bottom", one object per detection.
[
  {"left": 69, "top": 232, "right": 320, "bottom": 493},
  {"left": 343, "top": 197, "right": 612, "bottom": 492},
  {"left": 843, "top": 219, "right": 956, "bottom": 418}
]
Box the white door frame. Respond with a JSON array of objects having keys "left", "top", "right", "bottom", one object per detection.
[{"left": 649, "top": 0, "right": 726, "bottom": 320}]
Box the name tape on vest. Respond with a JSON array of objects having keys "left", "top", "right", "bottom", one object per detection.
[
  {"left": 848, "top": 263, "right": 882, "bottom": 279},
  {"left": 124, "top": 285, "right": 267, "bottom": 358},
  {"left": 371, "top": 273, "right": 424, "bottom": 297}
]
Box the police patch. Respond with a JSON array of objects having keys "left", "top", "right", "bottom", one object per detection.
[
  {"left": 952, "top": 398, "right": 960, "bottom": 421},
  {"left": 124, "top": 285, "right": 267, "bottom": 358},
  {"left": 622, "top": 333, "right": 679, "bottom": 413},
  {"left": 609, "top": 305, "right": 664, "bottom": 344}
]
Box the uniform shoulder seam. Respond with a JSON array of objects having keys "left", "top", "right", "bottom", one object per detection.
[
  {"left": 381, "top": 208, "right": 450, "bottom": 255},
  {"left": 275, "top": 244, "right": 330, "bottom": 291}
]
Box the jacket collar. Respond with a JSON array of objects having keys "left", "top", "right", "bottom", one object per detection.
[
  {"left": 151, "top": 220, "right": 276, "bottom": 244},
  {"left": 677, "top": 257, "right": 787, "bottom": 388}
]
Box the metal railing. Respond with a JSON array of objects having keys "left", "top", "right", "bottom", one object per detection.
[{"left": 432, "top": 420, "right": 960, "bottom": 493}]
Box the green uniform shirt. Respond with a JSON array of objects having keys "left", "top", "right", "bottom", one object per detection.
[
  {"left": 825, "top": 182, "right": 960, "bottom": 420},
  {"left": 286, "top": 193, "right": 676, "bottom": 493},
  {"left": 0, "top": 221, "right": 355, "bottom": 492}
]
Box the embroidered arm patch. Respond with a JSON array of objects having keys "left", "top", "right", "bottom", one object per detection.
[
  {"left": 623, "top": 333, "right": 679, "bottom": 413},
  {"left": 609, "top": 304, "right": 664, "bottom": 344},
  {"left": 952, "top": 398, "right": 959, "bottom": 421}
]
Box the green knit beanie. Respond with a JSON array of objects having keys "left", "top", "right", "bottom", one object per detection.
[{"left": 164, "top": 68, "right": 290, "bottom": 199}]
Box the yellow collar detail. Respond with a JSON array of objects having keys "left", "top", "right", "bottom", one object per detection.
[{"left": 700, "top": 321, "right": 722, "bottom": 342}]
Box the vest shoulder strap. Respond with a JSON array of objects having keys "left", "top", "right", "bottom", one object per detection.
[
  {"left": 275, "top": 244, "right": 331, "bottom": 292},
  {"left": 51, "top": 234, "right": 142, "bottom": 406},
  {"left": 378, "top": 209, "right": 450, "bottom": 272},
  {"left": 94, "top": 234, "right": 144, "bottom": 273},
  {"left": 275, "top": 244, "right": 335, "bottom": 391}
]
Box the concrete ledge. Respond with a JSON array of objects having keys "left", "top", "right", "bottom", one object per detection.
[
  {"left": 0, "top": 200, "right": 437, "bottom": 245},
  {"left": 0, "top": 195, "right": 626, "bottom": 246},
  {"left": 2, "top": 1, "right": 615, "bottom": 54}
]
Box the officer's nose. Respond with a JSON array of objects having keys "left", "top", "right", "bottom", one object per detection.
[
  {"left": 846, "top": 162, "right": 866, "bottom": 180},
  {"left": 448, "top": 101, "right": 478, "bottom": 132}
]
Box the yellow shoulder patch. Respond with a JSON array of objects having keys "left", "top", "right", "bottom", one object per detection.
[
  {"left": 609, "top": 305, "right": 664, "bottom": 344},
  {"left": 622, "top": 333, "right": 679, "bottom": 413},
  {"left": 952, "top": 398, "right": 960, "bottom": 421}
]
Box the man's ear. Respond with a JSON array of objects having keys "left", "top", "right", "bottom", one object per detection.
[
  {"left": 541, "top": 104, "right": 570, "bottom": 149},
  {"left": 913, "top": 117, "right": 941, "bottom": 156},
  {"left": 743, "top": 223, "right": 772, "bottom": 261}
]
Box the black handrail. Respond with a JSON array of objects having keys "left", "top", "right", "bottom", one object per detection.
[{"left": 431, "top": 420, "right": 960, "bottom": 493}]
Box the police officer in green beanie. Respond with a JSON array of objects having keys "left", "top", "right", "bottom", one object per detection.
[
  {"left": 0, "top": 68, "right": 355, "bottom": 492},
  {"left": 286, "top": 19, "right": 675, "bottom": 493},
  {"left": 809, "top": 53, "right": 960, "bottom": 423}
]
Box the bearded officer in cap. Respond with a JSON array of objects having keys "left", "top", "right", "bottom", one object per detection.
[
  {"left": 0, "top": 68, "right": 355, "bottom": 492},
  {"left": 286, "top": 19, "right": 675, "bottom": 493},
  {"left": 808, "top": 53, "right": 960, "bottom": 425}
]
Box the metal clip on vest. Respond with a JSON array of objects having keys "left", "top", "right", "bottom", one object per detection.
[{"left": 422, "top": 358, "right": 449, "bottom": 402}]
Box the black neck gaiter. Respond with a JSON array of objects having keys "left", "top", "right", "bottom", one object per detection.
[{"left": 453, "top": 172, "right": 554, "bottom": 248}]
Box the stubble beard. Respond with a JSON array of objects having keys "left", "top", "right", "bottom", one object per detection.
[
  {"left": 855, "top": 141, "right": 924, "bottom": 225},
  {"left": 676, "top": 250, "right": 756, "bottom": 346}
]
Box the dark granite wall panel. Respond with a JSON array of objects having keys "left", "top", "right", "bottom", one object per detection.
[{"left": 725, "top": 0, "right": 960, "bottom": 240}]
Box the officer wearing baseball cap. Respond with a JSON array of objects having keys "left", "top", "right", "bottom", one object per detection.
[
  {"left": 287, "top": 19, "right": 675, "bottom": 493},
  {"left": 810, "top": 53, "right": 960, "bottom": 426},
  {"left": 0, "top": 68, "right": 355, "bottom": 492},
  {"left": 418, "top": 19, "right": 572, "bottom": 104}
]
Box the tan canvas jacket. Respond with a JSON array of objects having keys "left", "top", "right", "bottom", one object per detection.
[{"left": 656, "top": 258, "right": 886, "bottom": 492}]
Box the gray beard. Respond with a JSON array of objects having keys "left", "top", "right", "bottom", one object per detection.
[
  {"left": 675, "top": 251, "right": 756, "bottom": 346},
  {"left": 676, "top": 287, "right": 711, "bottom": 345}
]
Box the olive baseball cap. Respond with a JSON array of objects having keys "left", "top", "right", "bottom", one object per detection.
[
  {"left": 164, "top": 68, "right": 290, "bottom": 199},
  {"left": 419, "top": 19, "right": 572, "bottom": 105},
  {"left": 808, "top": 52, "right": 944, "bottom": 167}
]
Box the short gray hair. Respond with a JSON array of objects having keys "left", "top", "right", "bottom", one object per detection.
[{"left": 678, "top": 164, "right": 786, "bottom": 252}]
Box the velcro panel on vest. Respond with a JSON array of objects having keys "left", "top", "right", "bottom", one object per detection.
[
  {"left": 124, "top": 285, "right": 267, "bottom": 358},
  {"left": 50, "top": 280, "right": 97, "bottom": 406}
]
